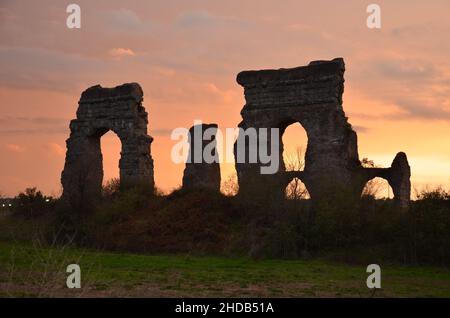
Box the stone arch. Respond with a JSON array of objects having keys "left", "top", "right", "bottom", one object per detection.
[
  {"left": 361, "top": 176, "right": 393, "bottom": 199},
  {"left": 233, "top": 58, "right": 411, "bottom": 206},
  {"left": 234, "top": 59, "right": 361, "bottom": 201},
  {"left": 361, "top": 152, "right": 411, "bottom": 207},
  {"left": 61, "top": 83, "right": 154, "bottom": 208}
]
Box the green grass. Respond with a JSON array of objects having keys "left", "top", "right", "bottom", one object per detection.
[{"left": 0, "top": 240, "right": 449, "bottom": 297}]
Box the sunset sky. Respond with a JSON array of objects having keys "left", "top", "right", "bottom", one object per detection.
[{"left": 1, "top": 0, "right": 450, "bottom": 197}]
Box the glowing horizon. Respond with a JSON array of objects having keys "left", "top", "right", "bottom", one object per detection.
[{"left": 1, "top": 1, "right": 450, "bottom": 197}]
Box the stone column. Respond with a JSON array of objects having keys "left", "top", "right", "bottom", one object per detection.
[{"left": 182, "top": 123, "right": 221, "bottom": 191}]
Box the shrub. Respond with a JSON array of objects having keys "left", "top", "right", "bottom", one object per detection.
[
  {"left": 12, "top": 187, "right": 54, "bottom": 218},
  {"left": 2, "top": 181, "right": 449, "bottom": 266}
]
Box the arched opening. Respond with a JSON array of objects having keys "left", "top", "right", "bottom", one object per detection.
[
  {"left": 221, "top": 170, "right": 239, "bottom": 197},
  {"left": 362, "top": 177, "right": 394, "bottom": 199},
  {"left": 285, "top": 177, "right": 310, "bottom": 200},
  {"left": 281, "top": 122, "right": 309, "bottom": 199},
  {"left": 220, "top": 127, "right": 239, "bottom": 197},
  {"left": 282, "top": 122, "right": 307, "bottom": 172},
  {"left": 100, "top": 130, "right": 122, "bottom": 192}
]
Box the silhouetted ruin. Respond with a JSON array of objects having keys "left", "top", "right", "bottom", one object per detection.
[
  {"left": 61, "top": 58, "right": 411, "bottom": 208},
  {"left": 61, "top": 83, "right": 154, "bottom": 208},
  {"left": 182, "top": 123, "right": 221, "bottom": 191},
  {"left": 234, "top": 58, "right": 411, "bottom": 207}
]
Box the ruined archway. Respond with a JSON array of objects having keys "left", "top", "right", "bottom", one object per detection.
[
  {"left": 362, "top": 177, "right": 393, "bottom": 199},
  {"left": 360, "top": 152, "right": 411, "bottom": 206},
  {"left": 234, "top": 59, "right": 361, "bottom": 202},
  {"left": 61, "top": 83, "right": 154, "bottom": 208},
  {"left": 233, "top": 58, "right": 411, "bottom": 207}
]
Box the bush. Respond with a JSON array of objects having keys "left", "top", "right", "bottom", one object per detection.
[
  {"left": 1, "top": 182, "right": 449, "bottom": 266},
  {"left": 12, "top": 187, "right": 54, "bottom": 218}
]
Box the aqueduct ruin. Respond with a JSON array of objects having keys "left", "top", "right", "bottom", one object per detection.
[
  {"left": 182, "top": 123, "right": 221, "bottom": 191},
  {"left": 234, "top": 58, "right": 410, "bottom": 207},
  {"left": 61, "top": 58, "right": 411, "bottom": 208},
  {"left": 61, "top": 83, "right": 154, "bottom": 208}
]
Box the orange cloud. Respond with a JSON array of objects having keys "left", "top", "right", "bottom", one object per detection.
[
  {"left": 5, "top": 143, "right": 25, "bottom": 153},
  {"left": 108, "top": 48, "right": 136, "bottom": 59},
  {"left": 1, "top": 0, "right": 450, "bottom": 197},
  {"left": 46, "top": 143, "right": 65, "bottom": 157}
]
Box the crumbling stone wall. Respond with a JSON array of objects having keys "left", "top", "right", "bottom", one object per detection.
[
  {"left": 61, "top": 83, "right": 154, "bottom": 208},
  {"left": 182, "top": 123, "right": 221, "bottom": 191},
  {"left": 61, "top": 59, "right": 411, "bottom": 209},
  {"left": 234, "top": 58, "right": 411, "bottom": 206},
  {"left": 364, "top": 152, "right": 411, "bottom": 208}
]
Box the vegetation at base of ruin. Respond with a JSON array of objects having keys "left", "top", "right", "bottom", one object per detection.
[
  {"left": 0, "top": 180, "right": 449, "bottom": 266},
  {"left": 1, "top": 240, "right": 449, "bottom": 297}
]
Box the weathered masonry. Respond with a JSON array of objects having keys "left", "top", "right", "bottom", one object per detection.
[
  {"left": 234, "top": 58, "right": 411, "bottom": 207},
  {"left": 182, "top": 123, "right": 221, "bottom": 191},
  {"left": 61, "top": 83, "right": 154, "bottom": 208},
  {"left": 61, "top": 58, "right": 411, "bottom": 208}
]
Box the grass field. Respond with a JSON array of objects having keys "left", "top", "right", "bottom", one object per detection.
[{"left": 0, "top": 240, "right": 449, "bottom": 298}]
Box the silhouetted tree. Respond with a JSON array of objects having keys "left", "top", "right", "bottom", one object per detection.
[{"left": 13, "top": 187, "right": 52, "bottom": 218}]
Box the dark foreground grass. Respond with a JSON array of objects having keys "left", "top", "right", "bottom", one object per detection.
[{"left": 0, "top": 241, "right": 449, "bottom": 298}]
